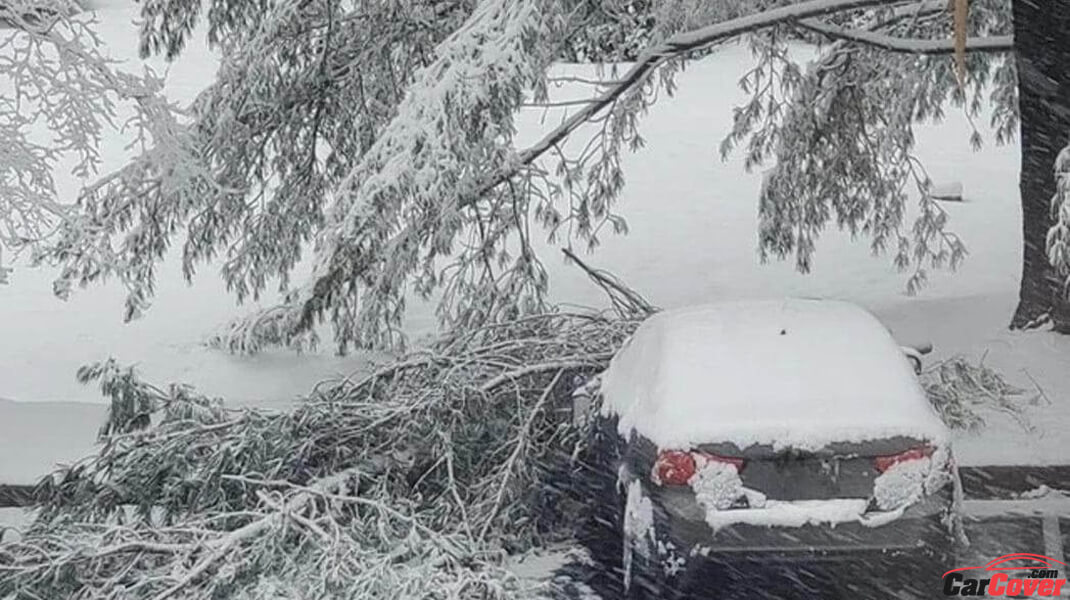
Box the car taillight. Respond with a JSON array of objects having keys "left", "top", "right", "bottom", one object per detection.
[
  {"left": 652, "top": 450, "right": 745, "bottom": 486},
  {"left": 653, "top": 450, "right": 695, "bottom": 485},
  {"left": 873, "top": 445, "right": 935, "bottom": 473}
]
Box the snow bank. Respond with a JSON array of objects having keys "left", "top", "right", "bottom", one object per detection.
[
  {"left": 0, "top": 399, "right": 104, "bottom": 484},
  {"left": 601, "top": 299, "right": 949, "bottom": 451},
  {"left": 876, "top": 295, "right": 1070, "bottom": 466},
  {"left": 931, "top": 181, "right": 965, "bottom": 201}
]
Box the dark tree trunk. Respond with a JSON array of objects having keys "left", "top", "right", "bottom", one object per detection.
[{"left": 1010, "top": 0, "right": 1070, "bottom": 331}]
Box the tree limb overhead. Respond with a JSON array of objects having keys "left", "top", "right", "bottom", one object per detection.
[
  {"left": 471, "top": 0, "right": 900, "bottom": 208},
  {"left": 797, "top": 18, "right": 1012, "bottom": 55}
]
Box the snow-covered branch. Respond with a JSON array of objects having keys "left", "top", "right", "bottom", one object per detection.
[
  {"left": 250, "top": 0, "right": 933, "bottom": 352},
  {"left": 0, "top": 0, "right": 180, "bottom": 285},
  {"left": 713, "top": 0, "right": 1014, "bottom": 293},
  {"left": 32, "top": 0, "right": 1014, "bottom": 352},
  {"left": 1048, "top": 145, "right": 1070, "bottom": 298},
  {"left": 205, "top": 0, "right": 1013, "bottom": 353},
  {"left": 797, "top": 18, "right": 1013, "bottom": 55},
  {"left": 4, "top": 313, "right": 640, "bottom": 599},
  {"left": 472, "top": 0, "right": 895, "bottom": 207}
]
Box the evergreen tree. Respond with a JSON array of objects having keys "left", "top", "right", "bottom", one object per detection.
[{"left": 13, "top": 0, "right": 1058, "bottom": 352}]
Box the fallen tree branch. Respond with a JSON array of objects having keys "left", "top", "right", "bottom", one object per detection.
[
  {"left": 478, "top": 359, "right": 610, "bottom": 393},
  {"left": 563, "top": 247, "right": 657, "bottom": 318},
  {"left": 150, "top": 467, "right": 366, "bottom": 600},
  {"left": 5, "top": 312, "right": 642, "bottom": 599},
  {"left": 479, "top": 369, "right": 564, "bottom": 541},
  {"left": 921, "top": 356, "right": 1034, "bottom": 433}
]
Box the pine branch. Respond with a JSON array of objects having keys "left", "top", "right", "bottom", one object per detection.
[
  {"left": 478, "top": 359, "right": 609, "bottom": 393},
  {"left": 796, "top": 18, "right": 1013, "bottom": 55},
  {"left": 468, "top": 0, "right": 899, "bottom": 210},
  {"left": 270, "top": 0, "right": 944, "bottom": 352}
]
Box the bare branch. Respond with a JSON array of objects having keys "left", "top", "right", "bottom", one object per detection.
[
  {"left": 520, "top": 99, "right": 599, "bottom": 108},
  {"left": 547, "top": 74, "right": 624, "bottom": 86}
]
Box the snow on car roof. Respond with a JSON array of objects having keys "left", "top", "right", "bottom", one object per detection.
[{"left": 600, "top": 299, "right": 949, "bottom": 451}]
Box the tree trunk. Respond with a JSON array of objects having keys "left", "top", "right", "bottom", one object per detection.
[{"left": 1010, "top": 0, "right": 1070, "bottom": 331}]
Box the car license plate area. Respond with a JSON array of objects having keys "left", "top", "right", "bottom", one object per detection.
[{"left": 741, "top": 455, "right": 875, "bottom": 501}]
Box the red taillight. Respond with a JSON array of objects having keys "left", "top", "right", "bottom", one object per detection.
[
  {"left": 653, "top": 450, "right": 696, "bottom": 486},
  {"left": 873, "top": 445, "right": 935, "bottom": 473},
  {"left": 652, "top": 450, "right": 745, "bottom": 486}
]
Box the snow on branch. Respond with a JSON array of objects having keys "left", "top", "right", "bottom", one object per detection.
[
  {"left": 245, "top": 0, "right": 913, "bottom": 353},
  {"left": 1048, "top": 145, "right": 1070, "bottom": 299},
  {"left": 38, "top": 0, "right": 1012, "bottom": 352},
  {"left": 797, "top": 18, "right": 1013, "bottom": 55},
  {"left": 223, "top": 0, "right": 569, "bottom": 352},
  {"left": 3, "top": 312, "right": 639, "bottom": 599},
  {"left": 714, "top": 0, "right": 1014, "bottom": 294},
  {"left": 0, "top": 0, "right": 181, "bottom": 288},
  {"left": 921, "top": 356, "right": 1037, "bottom": 432},
  {"left": 472, "top": 0, "right": 896, "bottom": 206}
]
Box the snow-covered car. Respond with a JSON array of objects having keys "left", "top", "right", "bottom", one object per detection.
[{"left": 575, "top": 299, "right": 960, "bottom": 597}]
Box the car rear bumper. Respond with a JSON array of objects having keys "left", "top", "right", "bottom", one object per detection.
[{"left": 649, "top": 488, "right": 953, "bottom": 561}]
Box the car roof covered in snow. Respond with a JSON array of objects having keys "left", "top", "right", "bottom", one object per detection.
[{"left": 600, "top": 299, "right": 948, "bottom": 451}]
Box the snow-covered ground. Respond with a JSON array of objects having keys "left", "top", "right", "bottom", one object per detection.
[
  {"left": 876, "top": 294, "right": 1070, "bottom": 467},
  {"left": 0, "top": 1, "right": 1064, "bottom": 507}
]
